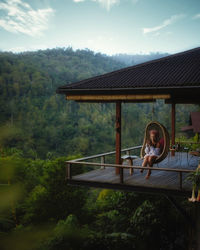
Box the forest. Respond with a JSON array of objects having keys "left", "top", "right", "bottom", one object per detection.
[{"left": 0, "top": 48, "right": 199, "bottom": 250}]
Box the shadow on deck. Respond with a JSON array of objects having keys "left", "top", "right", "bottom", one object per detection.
[{"left": 67, "top": 150, "right": 199, "bottom": 197}]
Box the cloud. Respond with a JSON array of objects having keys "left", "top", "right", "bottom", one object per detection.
[
  {"left": 92, "top": 0, "right": 119, "bottom": 10},
  {"left": 73, "top": 0, "right": 119, "bottom": 10},
  {"left": 193, "top": 13, "right": 200, "bottom": 19},
  {"left": 0, "top": 0, "right": 54, "bottom": 36},
  {"left": 73, "top": 0, "right": 139, "bottom": 10},
  {"left": 143, "top": 14, "right": 185, "bottom": 34}
]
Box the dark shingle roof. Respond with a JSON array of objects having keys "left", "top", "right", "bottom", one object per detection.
[{"left": 57, "top": 47, "right": 200, "bottom": 94}]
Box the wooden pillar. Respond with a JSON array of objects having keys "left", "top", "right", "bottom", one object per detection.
[
  {"left": 115, "top": 101, "right": 121, "bottom": 175},
  {"left": 171, "top": 102, "right": 176, "bottom": 156}
]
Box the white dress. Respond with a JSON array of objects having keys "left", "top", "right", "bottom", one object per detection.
[{"left": 144, "top": 144, "right": 160, "bottom": 157}]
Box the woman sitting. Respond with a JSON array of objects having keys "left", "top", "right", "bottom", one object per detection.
[{"left": 141, "top": 129, "right": 161, "bottom": 179}]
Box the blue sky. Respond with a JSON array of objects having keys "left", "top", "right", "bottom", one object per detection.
[{"left": 0, "top": 0, "right": 199, "bottom": 55}]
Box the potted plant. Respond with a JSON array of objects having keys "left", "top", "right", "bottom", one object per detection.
[{"left": 187, "top": 165, "right": 200, "bottom": 202}]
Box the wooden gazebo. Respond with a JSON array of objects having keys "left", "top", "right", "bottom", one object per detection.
[{"left": 57, "top": 47, "right": 200, "bottom": 197}]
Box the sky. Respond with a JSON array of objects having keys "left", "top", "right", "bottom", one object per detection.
[{"left": 0, "top": 0, "right": 199, "bottom": 55}]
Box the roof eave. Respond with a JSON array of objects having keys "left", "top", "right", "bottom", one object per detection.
[{"left": 56, "top": 85, "right": 200, "bottom": 94}]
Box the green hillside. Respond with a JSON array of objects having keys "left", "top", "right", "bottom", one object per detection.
[
  {"left": 0, "top": 48, "right": 125, "bottom": 158},
  {"left": 0, "top": 48, "right": 196, "bottom": 159}
]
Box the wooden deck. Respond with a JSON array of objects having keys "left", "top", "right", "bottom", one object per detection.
[{"left": 67, "top": 152, "right": 199, "bottom": 196}]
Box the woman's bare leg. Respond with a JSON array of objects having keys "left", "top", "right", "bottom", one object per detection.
[
  {"left": 145, "top": 156, "right": 157, "bottom": 179},
  {"left": 141, "top": 156, "right": 149, "bottom": 173}
]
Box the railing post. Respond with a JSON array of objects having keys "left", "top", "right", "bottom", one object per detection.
[
  {"left": 179, "top": 172, "right": 182, "bottom": 190},
  {"left": 115, "top": 101, "right": 121, "bottom": 175},
  {"left": 171, "top": 102, "right": 176, "bottom": 156},
  {"left": 126, "top": 150, "right": 130, "bottom": 156},
  {"left": 101, "top": 156, "right": 105, "bottom": 169},
  {"left": 129, "top": 158, "right": 134, "bottom": 175},
  {"left": 66, "top": 163, "right": 72, "bottom": 180},
  {"left": 120, "top": 167, "right": 124, "bottom": 184}
]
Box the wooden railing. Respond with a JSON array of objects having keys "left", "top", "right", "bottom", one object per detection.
[
  {"left": 175, "top": 141, "right": 200, "bottom": 145},
  {"left": 65, "top": 145, "right": 195, "bottom": 190},
  {"left": 68, "top": 145, "right": 142, "bottom": 162}
]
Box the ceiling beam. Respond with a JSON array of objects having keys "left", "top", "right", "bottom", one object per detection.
[{"left": 66, "top": 94, "right": 171, "bottom": 101}]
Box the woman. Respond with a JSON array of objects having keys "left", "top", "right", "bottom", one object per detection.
[{"left": 141, "top": 129, "right": 161, "bottom": 179}]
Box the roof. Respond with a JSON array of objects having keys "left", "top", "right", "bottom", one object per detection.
[
  {"left": 56, "top": 47, "right": 200, "bottom": 103},
  {"left": 181, "top": 112, "right": 200, "bottom": 133}
]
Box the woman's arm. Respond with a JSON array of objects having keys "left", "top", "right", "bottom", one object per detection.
[
  {"left": 156, "top": 142, "right": 160, "bottom": 148},
  {"left": 155, "top": 143, "right": 161, "bottom": 155},
  {"left": 145, "top": 144, "right": 150, "bottom": 154}
]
